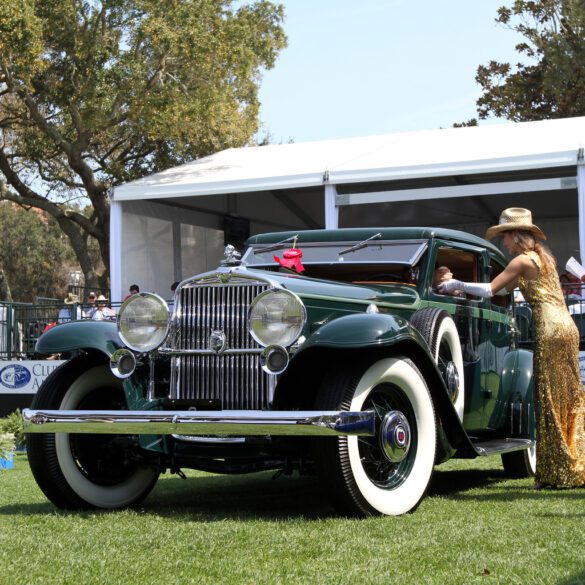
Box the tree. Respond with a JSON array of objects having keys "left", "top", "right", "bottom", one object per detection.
[
  {"left": 476, "top": 0, "right": 585, "bottom": 121},
  {"left": 0, "top": 202, "right": 79, "bottom": 302},
  {"left": 0, "top": 0, "right": 286, "bottom": 289}
]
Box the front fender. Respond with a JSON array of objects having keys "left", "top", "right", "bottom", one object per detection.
[
  {"left": 301, "top": 313, "right": 429, "bottom": 351},
  {"left": 284, "top": 312, "right": 479, "bottom": 459},
  {"left": 35, "top": 320, "right": 124, "bottom": 358}
]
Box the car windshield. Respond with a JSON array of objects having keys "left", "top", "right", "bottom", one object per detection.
[{"left": 243, "top": 239, "right": 428, "bottom": 267}]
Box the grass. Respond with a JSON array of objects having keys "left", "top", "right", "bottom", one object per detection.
[{"left": 1, "top": 454, "right": 585, "bottom": 585}]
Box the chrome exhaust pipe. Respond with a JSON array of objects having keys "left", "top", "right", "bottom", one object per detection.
[{"left": 23, "top": 409, "right": 375, "bottom": 437}]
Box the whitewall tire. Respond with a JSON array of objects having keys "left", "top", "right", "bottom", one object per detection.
[{"left": 313, "top": 356, "right": 436, "bottom": 516}]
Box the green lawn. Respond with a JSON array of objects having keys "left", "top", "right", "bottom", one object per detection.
[{"left": 1, "top": 454, "right": 584, "bottom": 585}]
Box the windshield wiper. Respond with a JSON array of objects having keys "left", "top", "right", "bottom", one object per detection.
[
  {"left": 254, "top": 235, "right": 299, "bottom": 254},
  {"left": 338, "top": 233, "right": 382, "bottom": 256}
]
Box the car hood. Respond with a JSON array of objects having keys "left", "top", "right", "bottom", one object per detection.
[{"left": 242, "top": 267, "right": 420, "bottom": 307}]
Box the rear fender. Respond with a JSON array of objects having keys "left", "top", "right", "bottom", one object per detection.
[{"left": 489, "top": 349, "right": 534, "bottom": 438}]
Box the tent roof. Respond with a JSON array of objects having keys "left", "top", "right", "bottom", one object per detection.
[{"left": 113, "top": 116, "right": 585, "bottom": 202}]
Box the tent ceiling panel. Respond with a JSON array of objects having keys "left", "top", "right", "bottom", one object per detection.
[
  {"left": 113, "top": 117, "right": 585, "bottom": 201},
  {"left": 159, "top": 187, "right": 325, "bottom": 233},
  {"left": 338, "top": 178, "right": 577, "bottom": 206},
  {"left": 340, "top": 190, "right": 577, "bottom": 226}
]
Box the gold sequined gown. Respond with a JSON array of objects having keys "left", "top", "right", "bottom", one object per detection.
[{"left": 518, "top": 251, "right": 585, "bottom": 486}]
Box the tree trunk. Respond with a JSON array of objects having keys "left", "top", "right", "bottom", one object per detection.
[{"left": 0, "top": 267, "right": 13, "bottom": 302}]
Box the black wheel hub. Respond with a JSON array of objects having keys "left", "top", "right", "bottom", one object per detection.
[{"left": 358, "top": 383, "right": 417, "bottom": 489}]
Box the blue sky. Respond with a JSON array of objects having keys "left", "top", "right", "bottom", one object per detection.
[{"left": 257, "top": 0, "right": 524, "bottom": 143}]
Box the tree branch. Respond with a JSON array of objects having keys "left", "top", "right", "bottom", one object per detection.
[{"left": 0, "top": 148, "right": 101, "bottom": 237}]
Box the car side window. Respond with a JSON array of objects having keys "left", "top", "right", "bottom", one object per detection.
[
  {"left": 433, "top": 246, "right": 480, "bottom": 298},
  {"left": 490, "top": 258, "right": 512, "bottom": 309}
]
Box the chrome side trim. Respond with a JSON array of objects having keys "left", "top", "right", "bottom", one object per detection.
[
  {"left": 172, "top": 435, "right": 247, "bottom": 444},
  {"left": 473, "top": 438, "right": 534, "bottom": 456},
  {"left": 23, "top": 408, "right": 375, "bottom": 437}
]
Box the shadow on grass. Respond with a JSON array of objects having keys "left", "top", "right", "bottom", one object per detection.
[
  {"left": 429, "top": 462, "right": 585, "bottom": 515},
  {"left": 0, "top": 502, "right": 58, "bottom": 515},
  {"left": 141, "top": 471, "right": 337, "bottom": 521},
  {"left": 0, "top": 471, "right": 337, "bottom": 521},
  {"left": 3, "top": 458, "right": 584, "bottom": 520},
  {"left": 428, "top": 464, "right": 507, "bottom": 496},
  {"left": 557, "top": 570, "right": 585, "bottom": 585}
]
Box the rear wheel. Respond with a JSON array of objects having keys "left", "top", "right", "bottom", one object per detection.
[
  {"left": 313, "top": 356, "right": 436, "bottom": 516},
  {"left": 27, "top": 358, "right": 159, "bottom": 510},
  {"left": 502, "top": 445, "right": 536, "bottom": 478}
]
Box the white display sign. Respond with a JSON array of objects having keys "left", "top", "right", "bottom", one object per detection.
[{"left": 0, "top": 361, "right": 66, "bottom": 394}]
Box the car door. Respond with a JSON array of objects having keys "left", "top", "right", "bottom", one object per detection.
[
  {"left": 426, "top": 241, "right": 491, "bottom": 432},
  {"left": 483, "top": 253, "right": 515, "bottom": 429}
]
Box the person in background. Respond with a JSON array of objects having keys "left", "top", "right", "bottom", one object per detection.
[
  {"left": 57, "top": 293, "right": 84, "bottom": 323},
  {"left": 433, "top": 265, "right": 464, "bottom": 297},
  {"left": 85, "top": 291, "right": 97, "bottom": 314},
  {"left": 560, "top": 272, "right": 582, "bottom": 298},
  {"left": 432, "top": 265, "right": 453, "bottom": 288},
  {"left": 123, "top": 284, "right": 140, "bottom": 301},
  {"left": 560, "top": 272, "right": 584, "bottom": 314},
  {"left": 440, "top": 207, "right": 585, "bottom": 489},
  {"left": 89, "top": 295, "right": 116, "bottom": 321}
]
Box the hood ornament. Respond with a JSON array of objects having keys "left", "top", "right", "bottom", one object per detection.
[{"left": 221, "top": 245, "right": 242, "bottom": 267}]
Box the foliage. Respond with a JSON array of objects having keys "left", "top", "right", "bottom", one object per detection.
[
  {"left": 0, "top": 1, "right": 287, "bottom": 288},
  {"left": 0, "top": 433, "right": 15, "bottom": 457},
  {"left": 452, "top": 119, "right": 479, "bottom": 127},
  {"left": 0, "top": 409, "right": 25, "bottom": 450},
  {"left": 0, "top": 202, "right": 79, "bottom": 301},
  {"left": 476, "top": 0, "right": 585, "bottom": 121}
]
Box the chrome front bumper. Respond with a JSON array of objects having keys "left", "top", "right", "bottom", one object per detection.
[{"left": 22, "top": 409, "right": 375, "bottom": 437}]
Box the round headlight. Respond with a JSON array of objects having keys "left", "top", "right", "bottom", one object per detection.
[
  {"left": 117, "top": 293, "right": 169, "bottom": 352},
  {"left": 248, "top": 289, "right": 306, "bottom": 348}
]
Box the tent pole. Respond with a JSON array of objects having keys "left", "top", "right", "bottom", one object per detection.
[
  {"left": 324, "top": 183, "right": 339, "bottom": 229},
  {"left": 109, "top": 197, "right": 123, "bottom": 304},
  {"left": 578, "top": 148, "right": 585, "bottom": 264}
]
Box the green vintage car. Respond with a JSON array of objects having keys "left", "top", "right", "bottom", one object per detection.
[{"left": 23, "top": 227, "right": 535, "bottom": 516}]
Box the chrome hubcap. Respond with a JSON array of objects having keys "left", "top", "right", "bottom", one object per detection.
[
  {"left": 445, "top": 361, "right": 460, "bottom": 403},
  {"left": 380, "top": 411, "right": 411, "bottom": 463}
]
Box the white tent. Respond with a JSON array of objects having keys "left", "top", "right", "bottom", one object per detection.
[{"left": 111, "top": 116, "right": 585, "bottom": 302}]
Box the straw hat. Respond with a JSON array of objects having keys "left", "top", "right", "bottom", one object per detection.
[
  {"left": 485, "top": 207, "right": 546, "bottom": 241},
  {"left": 64, "top": 292, "right": 79, "bottom": 304},
  {"left": 96, "top": 294, "right": 108, "bottom": 302}
]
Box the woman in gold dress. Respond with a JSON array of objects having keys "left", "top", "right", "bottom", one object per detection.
[{"left": 440, "top": 207, "right": 585, "bottom": 488}]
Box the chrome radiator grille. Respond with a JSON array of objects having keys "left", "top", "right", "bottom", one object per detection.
[{"left": 169, "top": 276, "right": 272, "bottom": 409}]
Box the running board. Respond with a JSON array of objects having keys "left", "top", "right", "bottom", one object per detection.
[{"left": 471, "top": 438, "right": 534, "bottom": 457}]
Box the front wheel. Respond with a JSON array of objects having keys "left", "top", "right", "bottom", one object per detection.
[
  {"left": 27, "top": 358, "right": 159, "bottom": 510},
  {"left": 313, "top": 356, "right": 436, "bottom": 516}
]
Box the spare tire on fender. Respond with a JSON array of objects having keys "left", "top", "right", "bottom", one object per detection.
[{"left": 409, "top": 308, "right": 465, "bottom": 421}]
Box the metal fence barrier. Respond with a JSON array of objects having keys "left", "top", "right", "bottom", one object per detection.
[{"left": 0, "top": 300, "right": 123, "bottom": 360}]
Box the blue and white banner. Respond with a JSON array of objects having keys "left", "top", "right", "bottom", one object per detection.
[{"left": 0, "top": 361, "right": 65, "bottom": 394}]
